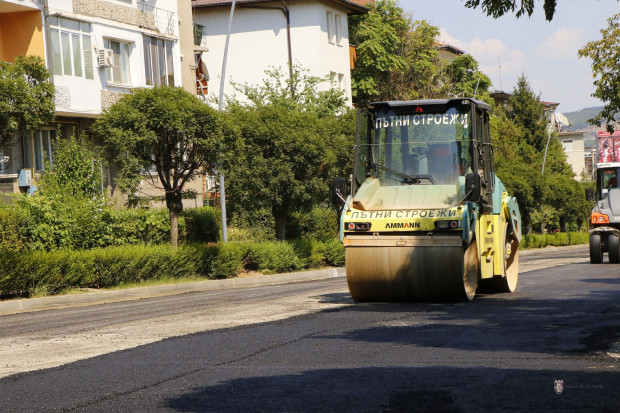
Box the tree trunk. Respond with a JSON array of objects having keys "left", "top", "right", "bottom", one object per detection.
[
  {"left": 170, "top": 209, "right": 179, "bottom": 248},
  {"left": 166, "top": 190, "right": 184, "bottom": 248},
  {"left": 274, "top": 211, "right": 287, "bottom": 241}
]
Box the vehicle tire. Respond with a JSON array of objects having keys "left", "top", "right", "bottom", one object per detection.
[
  {"left": 608, "top": 234, "right": 620, "bottom": 264},
  {"left": 589, "top": 233, "right": 603, "bottom": 264}
]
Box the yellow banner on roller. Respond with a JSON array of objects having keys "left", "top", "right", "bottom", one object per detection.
[{"left": 343, "top": 207, "right": 464, "bottom": 232}]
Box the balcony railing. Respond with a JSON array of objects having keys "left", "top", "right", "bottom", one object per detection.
[
  {"left": 137, "top": 1, "right": 176, "bottom": 36},
  {"left": 193, "top": 23, "right": 207, "bottom": 48}
]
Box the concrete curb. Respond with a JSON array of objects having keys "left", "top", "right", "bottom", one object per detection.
[{"left": 0, "top": 267, "right": 346, "bottom": 316}]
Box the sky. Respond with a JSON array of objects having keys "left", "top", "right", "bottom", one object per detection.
[{"left": 401, "top": 0, "right": 620, "bottom": 113}]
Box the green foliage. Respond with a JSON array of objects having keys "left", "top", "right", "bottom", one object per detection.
[
  {"left": 578, "top": 13, "right": 620, "bottom": 132},
  {"left": 0, "top": 202, "right": 222, "bottom": 251},
  {"left": 181, "top": 206, "right": 221, "bottom": 243},
  {"left": 349, "top": 1, "right": 491, "bottom": 107},
  {"left": 464, "top": 0, "right": 558, "bottom": 21},
  {"left": 0, "top": 55, "right": 55, "bottom": 147},
  {"left": 0, "top": 205, "right": 28, "bottom": 252},
  {"left": 37, "top": 134, "right": 103, "bottom": 198},
  {"left": 0, "top": 245, "right": 202, "bottom": 297},
  {"left": 288, "top": 206, "right": 339, "bottom": 241},
  {"left": 521, "top": 232, "right": 588, "bottom": 249},
  {"left": 230, "top": 66, "right": 347, "bottom": 118},
  {"left": 491, "top": 76, "right": 588, "bottom": 233},
  {"left": 93, "top": 86, "right": 225, "bottom": 246},
  {"left": 224, "top": 68, "right": 355, "bottom": 240}
]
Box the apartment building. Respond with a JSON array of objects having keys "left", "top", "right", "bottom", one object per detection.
[
  {"left": 1, "top": 0, "right": 204, "bottom": 207},
  {"left": 191, "top": 0, "right": 368, "bottom": 106}
]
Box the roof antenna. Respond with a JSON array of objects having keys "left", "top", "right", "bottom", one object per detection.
[{"left": 498, "top": 57, "right": 503, "bottom": 90}]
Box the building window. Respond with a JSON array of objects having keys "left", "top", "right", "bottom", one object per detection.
[
  {"left": 49, "top": 17, "right": 94, "bottom": 79},
  {"left": 326, "top": 12, "right": 335, "bottom": 43},
  {"left": 0, "top": 150, "right": 6, "bottom": 173},
  {"left": 335, "top": 14, "right": 342, "bottom": 45},
  {"left": 26, "top": 129, "right": 56, "bottom": 172},
  {"left": 562, "top": 140, "right": 574, "bottom": 152},
  {"left": 143, "top": 36, "right": 175, "bottom": 87},
  {"left": 104, "top": 39, "right": 132, "bottom": 85}
]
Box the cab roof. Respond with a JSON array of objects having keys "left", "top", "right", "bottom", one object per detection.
[{"left": 369, "top": 98, "right": 491, "bottom": 112}]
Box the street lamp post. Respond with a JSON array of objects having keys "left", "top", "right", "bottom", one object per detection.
[{"left": 217, "top": 0, "right": 236, "bottom": 242}]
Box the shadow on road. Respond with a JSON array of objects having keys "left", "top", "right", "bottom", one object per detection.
[{"left": 165, "top": 366, "right": 619, "bottom": 412}]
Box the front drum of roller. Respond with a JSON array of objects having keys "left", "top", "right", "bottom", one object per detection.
[{"left": 345, "top": 240, "right": 479, "bottom": 302}]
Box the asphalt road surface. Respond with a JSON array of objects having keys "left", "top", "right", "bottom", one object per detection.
[{"left": 0, "top": 246, "right": 618, "bottom": 412}]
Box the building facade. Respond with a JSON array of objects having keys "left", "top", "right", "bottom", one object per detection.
[
  {"left": 1, "top": 0, "right": 205, "bottom": 208},
  {"left": 191, "top": 0, "right": 367, "bottom": 106}
]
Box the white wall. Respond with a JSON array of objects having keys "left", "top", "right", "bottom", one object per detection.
[
  {"left": 194, "top": 0, "right": 353, "bottom": 106},
  {"left": 48, "top": 0, "right": 182, "bottom": 117}
]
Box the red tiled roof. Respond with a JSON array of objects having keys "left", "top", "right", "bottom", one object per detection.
[{"left": 193, "top": 0, "right": 369, "bottom": 14}]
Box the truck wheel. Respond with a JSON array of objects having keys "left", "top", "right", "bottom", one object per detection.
[
  {"left": 589, "top": 234, "right": 603, "bottom": 264},
  {"left": 608, "top": 234, "right": 620, "bottom": 264}
]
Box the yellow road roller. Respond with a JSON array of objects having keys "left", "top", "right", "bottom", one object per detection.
[{"left": 331, "top": 98, "right": 521, "bottom": 302}]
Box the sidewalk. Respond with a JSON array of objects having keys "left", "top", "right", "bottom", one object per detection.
[{"left": 0, "top": 268, "right": 346, "bottom": 316}]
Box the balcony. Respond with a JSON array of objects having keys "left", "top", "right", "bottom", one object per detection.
[
  {"left": 138, "top": 1, "right": 176, "bottom": 36},
  {"left": 0, "top": 0, "right": 44, "bottom": 61}
]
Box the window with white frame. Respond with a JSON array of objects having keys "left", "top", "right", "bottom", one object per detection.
[
  {"left": 338, "top": 73, "right": 344, "bottom": 89},
  {"left": 31, "top": 130, "right": 56, "bottom": 172},
  {"left": 0, "top": 150, "right": 6, "bottom": 173},
  {"left": 326, "top": 11, "right": 335, "bottom": 43},
  {"left": 104, "top": 39, "right": 132, "bottom": 85},
  {"left": 49, "top": 17, "right": 94, "bottom": 79},
  {"left": 143, "top": 36, "right": 175, "bottom": 87},
  {"left": 335, "top": 14, "right": 342, "bottom": 45},
  {"left": 562, "top": 140, "right": 574, "bottom": 152}
]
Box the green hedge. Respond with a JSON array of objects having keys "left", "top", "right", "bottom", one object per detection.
[
  {"left": 521, "top": 231, "right": 588, "bottom": 249},
  {"left": 0, "top": 202, "right": 221, "bottom": 252},
  {"left": 0, "top": 238, "right": 345, "bottom": 298}
]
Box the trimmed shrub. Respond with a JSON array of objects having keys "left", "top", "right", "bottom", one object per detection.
[
  {"left": 246, "top": 241, "right": 301, "bottom": 274},
  {"left": 521, "top": 231, "right": 588, "bottom": 249},
  {"left": 289, "top": 206, "right": 339, "bottom": 241},
  {"left": 0, "top": 245, "right": 203, "bottom": 297},
  {"left": 181, "top": 206, "right": 220, "bottom": 243}
]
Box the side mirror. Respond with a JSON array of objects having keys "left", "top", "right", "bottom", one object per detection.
[
  {"left": 330, "top": 177, "right": 346, "bottom": 208},
  {"left": 585, "top": 188, "right": 594, "bottom": 202},
  {"left": 464, "top": 173, "right": 481, "bottom": 203}
]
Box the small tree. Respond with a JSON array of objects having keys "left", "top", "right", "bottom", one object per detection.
[
  {"left": 224, "top": 67, "right": 354, "bottom": 240},
  {"left": 93, "top": 86, "right": 223, "bottom": 247},
  {"left": 0, "top": 55, "right": 55, "bottom": 147},
  {"left": 578, "top": 13, "right": 620, "bottom": 132}
]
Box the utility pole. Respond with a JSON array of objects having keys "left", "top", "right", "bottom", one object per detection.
[{"left": 217, "top": 0, "right": 236, "bottom": 242}]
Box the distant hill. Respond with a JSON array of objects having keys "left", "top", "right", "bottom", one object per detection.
[{"left": 564, "top": 106, "right": 603, "bottom": 130}]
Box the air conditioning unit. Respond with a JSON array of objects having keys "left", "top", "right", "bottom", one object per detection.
[{"left": 97, "top": 48, "right": 114, "bottom": 67}]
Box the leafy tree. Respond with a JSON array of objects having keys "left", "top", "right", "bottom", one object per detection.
[
  {"left": 93, "top": 86, "right": 224, "bottom": 247},
  {"left": 348, "top": 0, "right": 411, "bottom": 107},
  {"left": 578, "top": 13, "right": 620, "bottom": 132},
  {"left": 492, "top": 77, "right": 587, "bottom": 233},
  {"left": 0, "top": 55, "right": 55, "bottom": 147},
  {"left": 443, "top": 54, "right": 492, "bottom": 99},
  {"left": 463, "top": 0, "right": 559, "bottom": 21},
  {"left": 18, "top": 134, "right": 106, "bottom": 251},
  {"left": 349, "top": 1, "right": 491, "bottom": 107},
  {"left": 224, "top": 67, "right": 354, "bottom": 240},
  {"left": 36, "top": 134, "right": 102, "bottom": 198}
]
